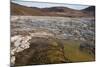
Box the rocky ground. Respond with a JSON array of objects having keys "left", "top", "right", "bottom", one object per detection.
[{"left": 11, "top": 16, "right": 95, "bottom": 66}]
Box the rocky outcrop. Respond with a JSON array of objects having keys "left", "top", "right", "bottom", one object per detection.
[
  {"left": 11, "top": 31, "right": 69, "bottom": 66},
  {"left": 11, "top": 35, "right": 32, "bottom": 65}
]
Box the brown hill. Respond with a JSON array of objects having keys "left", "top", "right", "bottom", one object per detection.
[
  {"left": 11, "top": 3, "right": 44, "bottom": 16},
  {"left": 11, "top": 2, "right": 94, "bottom": 17},
  {"left": 82, "top": 6, "right": 95, "bottom": 16}
]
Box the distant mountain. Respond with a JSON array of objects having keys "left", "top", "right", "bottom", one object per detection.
[
  {"left": 82, "top": 6, "right": 95, "bottom": 16},
  {"left": 42, "top": 7, "right": 74, "bottom": 12},
  {"left": 83, "top": 6, "right": 95, "bottom": 11},
  {"left": 11, "top": 2, "right": 95, "bottom": 17}
]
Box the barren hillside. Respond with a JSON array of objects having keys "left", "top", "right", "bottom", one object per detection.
[{"left": 11, "top": 2, "right": 94, "bottom": 17}]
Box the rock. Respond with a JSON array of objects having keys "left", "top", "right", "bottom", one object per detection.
[
  {"left": 11, "top": 35, "right": 32, "bottom": 65},
  {"left": 11, "top": 56, "right": 15, "bottom": 66}
]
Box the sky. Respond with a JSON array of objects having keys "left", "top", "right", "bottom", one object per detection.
[{"left": 12, "top": 0, "right": 90, "bottom": 10}]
